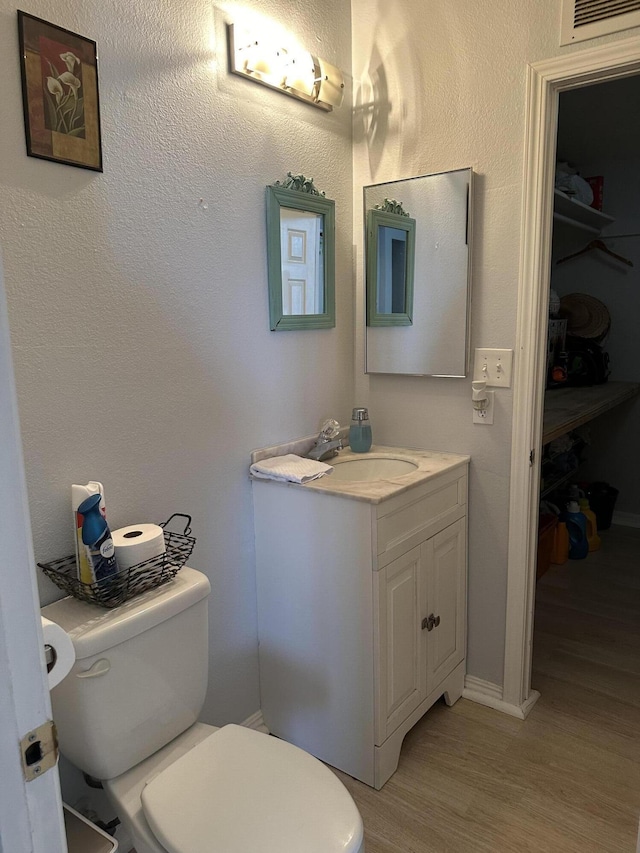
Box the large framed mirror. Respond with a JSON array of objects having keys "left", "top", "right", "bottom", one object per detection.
[
  {"left": 366, "top": 200, "right": 416, "bottom": 326},
  {"left": 364, "top": 168, "right": 474, "bottom": 377},
  {"left": 266, "top": 174, "right": 335, "bottom": 331}
]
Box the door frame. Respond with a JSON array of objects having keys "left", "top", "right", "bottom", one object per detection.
[
  {"left": 503, "top": 35, "right": 640, "bottom": 711},
  {"left": 0, "top": 248, "right": 68, "bottom": 853}
]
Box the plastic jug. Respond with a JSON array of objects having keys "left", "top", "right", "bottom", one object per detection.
[
  {"left": 551, "top": 520, "right": 569, "bottom": 565},
  {"left": 579, "top": 498, "right": 601, "bottom": 552},
  {"left": 561, "top": 501, "right": 588, "bottom": 560}
]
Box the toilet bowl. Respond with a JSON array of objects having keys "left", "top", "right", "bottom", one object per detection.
[
  {"left": 105, "top": 722, "right": 364, "bottom": 853},
  {"left": 42, "top": 568, "right": 364, "bottom": 853}
]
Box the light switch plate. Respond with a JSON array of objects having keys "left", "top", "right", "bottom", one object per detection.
[{"left": 473, "top": 348, "right": 513, "bottom": 387}]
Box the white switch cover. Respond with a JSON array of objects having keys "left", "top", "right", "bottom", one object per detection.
[{"left": 473, "top": 348, "right": 514, "bottom": 387}]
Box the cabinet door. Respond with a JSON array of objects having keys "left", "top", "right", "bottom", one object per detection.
[
  {"left": 375, "top": 546, "right": 426, "bottom": 744},
  {"left": 425, "top": 518, "right": 466, "bottom": 694}
]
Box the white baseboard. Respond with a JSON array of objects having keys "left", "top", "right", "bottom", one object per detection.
[
  {"left": 463, "top": 675, "right": 502, "bottom": 701},
  {"left": 463, "top": 676, "right": 540, "bottom": 720},
  {"left": 612, "top": 511, "right": 640, "bottom": 529},
  {"left": 241, "top": 710, "right": 269, "bottom": 734}
]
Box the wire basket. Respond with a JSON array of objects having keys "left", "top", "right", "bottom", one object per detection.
[{"left": 38, "top": 514, "right": 195, "bottom": 609}]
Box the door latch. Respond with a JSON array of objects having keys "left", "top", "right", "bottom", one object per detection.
[{"left": 20, "top": 720, "right": 58, "bottom": 782}]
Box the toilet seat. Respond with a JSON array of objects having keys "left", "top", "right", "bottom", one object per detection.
[{"left": 141, "top": 724, "right": 364, "bottom": 853}]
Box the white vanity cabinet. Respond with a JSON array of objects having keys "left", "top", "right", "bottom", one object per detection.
[
  {"left": 376, "top": 517, "right": 466, "bottom": 747},
  {"left": 252, "top": 448, "right": 468, "bottom": 789}
]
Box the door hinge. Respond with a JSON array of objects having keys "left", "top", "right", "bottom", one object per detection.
[
  {"left": 20, "top": 720, "right": 58, "bottom": 782},
  {"left": 529, "top": 449, "right": 535, "bottom": 466}
]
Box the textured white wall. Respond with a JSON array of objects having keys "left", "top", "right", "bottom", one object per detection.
[
  {"left": 4, "top": 0, "right": 639, "bottom": 761},
  {"left": 0, "top": 0, "right": 353, "bottom": 728},
  {"left": 351, "top": 0, "right": 640, "bottom": 685}
]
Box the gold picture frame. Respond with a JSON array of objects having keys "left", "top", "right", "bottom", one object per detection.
[{"left": 18, "top": 11, "right": 103, "bottom": 171}]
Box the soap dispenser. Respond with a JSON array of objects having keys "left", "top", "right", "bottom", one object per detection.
[{"left": 349, "top": 407, "right": 372, "bottom": 453}]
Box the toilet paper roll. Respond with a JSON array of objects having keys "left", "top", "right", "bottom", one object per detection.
[
  {"left": 41, "top": 616, "right": 76, "bottom": 690},
  {"left": 112, "top": 523, "right": 166, "bottom": 571}
]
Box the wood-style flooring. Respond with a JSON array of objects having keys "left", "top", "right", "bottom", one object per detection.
[{"left": 334, "top": 524, "right": 640, "bottom": 853}]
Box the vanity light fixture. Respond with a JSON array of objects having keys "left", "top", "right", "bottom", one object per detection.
[{"left": 227, "top": 24, "right": 344, "bottom": 111}]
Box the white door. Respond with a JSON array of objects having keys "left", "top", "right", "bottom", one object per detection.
[
  {"left": 279, "top": 207, "right": 323, "bottom": 314},
  {"left": 376, "top": 225, "right": 407, "bottom": 314},
  {"left": 375, "top": 545, "right": 426, "bottom": 743},
  {"left": 0, "top": 249, "right": 68, "bottom": 853},
  {"left": 426, "top": 519, "right": 466, "bottom": 694}
]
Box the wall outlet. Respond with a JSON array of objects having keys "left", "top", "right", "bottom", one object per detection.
[
  {"left": 473, "top": 348, "right": 513, "bottom": 387},
  {"left": 473, "top": 390, "right": 494, "bottom": 424}
]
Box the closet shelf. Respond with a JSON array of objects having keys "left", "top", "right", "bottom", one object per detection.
[
  {"left": 540, "top": 467, "right": 580, "bottom": 499},
  {"left": 553, "top": 189, "right": 614, "bottom": 234},
  {"left": 543, "top": 380, "right": 640, "bottom": 445}
]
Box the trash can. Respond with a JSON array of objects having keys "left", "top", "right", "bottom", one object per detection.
[
  {"left": 63, "top": 803, "right": 119, "bottom": 852},
  {"left": 585, "top": 482, "right": 619, "bottom": 531}
]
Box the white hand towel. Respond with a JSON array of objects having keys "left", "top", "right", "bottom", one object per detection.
[{"left": 250, "top": 454, "right": 333, "bottom": 483}]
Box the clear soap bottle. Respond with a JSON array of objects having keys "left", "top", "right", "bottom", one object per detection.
[{"left": 349, "top": 407, "right": 372, "bottom": 453}]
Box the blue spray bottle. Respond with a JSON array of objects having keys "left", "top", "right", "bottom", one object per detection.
[{"left": 78, "top": 493, "right": 119, "bottom": 584}]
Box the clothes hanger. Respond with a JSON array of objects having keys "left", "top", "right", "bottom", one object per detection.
[{"left": 556, "top": 239, "right": 633, "bottom": 267}]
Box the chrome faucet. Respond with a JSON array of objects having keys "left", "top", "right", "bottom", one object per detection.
[{"left": 307, "top": 419, "right": 343, "bottom": 462}]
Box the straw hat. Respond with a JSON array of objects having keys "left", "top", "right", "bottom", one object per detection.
[{"left": 559, "top": 293, "right": 610, "bottom": 341}]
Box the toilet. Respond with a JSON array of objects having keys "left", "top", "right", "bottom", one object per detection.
[{"left": 42, "top": 568, "right": 365, "bottom": 853}]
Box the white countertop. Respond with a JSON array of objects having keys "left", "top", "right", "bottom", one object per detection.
[{"left": 251, "top": 445, "right": 470, "bottom": 504}]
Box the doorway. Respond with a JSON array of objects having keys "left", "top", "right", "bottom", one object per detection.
[
  {"left": 504, "top": 36, "right": 640, "bottom": 713},
  {"left": 545, "top": 74, "right": 640, "bottom": 514},
  {"left": 533, "top": 72, "right": 640, "bottom": 719}
]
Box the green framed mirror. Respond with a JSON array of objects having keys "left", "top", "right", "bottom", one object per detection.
[
  {"left": 366, "top": 200, "right": 416, "bottom": 327},
  {"left": 266, "top": 173, "right": 336, "bottom": 331}
]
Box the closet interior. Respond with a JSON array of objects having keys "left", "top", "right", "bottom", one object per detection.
[
  {"left": 536, "top": 74, "right": 640, "bottom": 577},
  {"left": 528, "top": 77, "right": 640, "bottom": 785},
  {"left": 531, "top": 73, "right": 640, "bottom": 721}
]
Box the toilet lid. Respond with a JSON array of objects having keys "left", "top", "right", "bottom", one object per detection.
[{"left": 141, "top": 725, "right": 363, "bottom": 853}]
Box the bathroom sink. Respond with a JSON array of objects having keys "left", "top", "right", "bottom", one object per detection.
[{"left": 329, "top": 457, "right": 418, "bottom": 482}]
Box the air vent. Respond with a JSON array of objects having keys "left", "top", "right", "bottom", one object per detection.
[{"left": 561, "top": 0, "right": 640, "bottom": 44}]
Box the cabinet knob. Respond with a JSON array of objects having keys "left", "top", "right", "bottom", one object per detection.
[{"left": 422, "top": 613, "right": 441, "bottom": 631}]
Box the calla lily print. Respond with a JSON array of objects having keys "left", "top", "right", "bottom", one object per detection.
[
  {"left": 42, "top": 42, "right": 85, "bottom": 137},
  {"left": 18, "top": 12, "right": 102, "bottom": 171}
]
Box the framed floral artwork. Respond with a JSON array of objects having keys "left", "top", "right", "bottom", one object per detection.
[{"left": 17, "top": 12, "right": 103, "bottom": 171}]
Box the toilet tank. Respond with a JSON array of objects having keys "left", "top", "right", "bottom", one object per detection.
[{"left": 41, "top": 567, "right": 211, "bottom": 781}]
